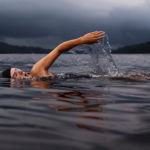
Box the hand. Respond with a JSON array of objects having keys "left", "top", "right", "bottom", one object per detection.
[{"left": 79, "top": 31, "right": 104, "bottom": 44}]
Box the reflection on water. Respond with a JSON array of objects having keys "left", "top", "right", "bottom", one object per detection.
[
  {"left": 0, "top": 75, "right": 150, "bottom": 150},
  {"left": 8, "top": 78, "right": 106, "bottom": 135},
  {"left": 0, "top": 54, "right": 150, "bottom": 150}
]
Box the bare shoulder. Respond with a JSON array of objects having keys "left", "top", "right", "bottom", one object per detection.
[{"left": 30, "top": 65, "right": 52, "bottom": 78}]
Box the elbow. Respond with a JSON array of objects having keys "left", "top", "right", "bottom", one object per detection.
[{"left": 55, "top": 44, "right": 66, "bottom": 53}]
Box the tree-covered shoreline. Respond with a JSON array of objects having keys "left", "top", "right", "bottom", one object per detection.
[
  {"left": 0, "top": 42, "right": 51, "bottom": 54},
  {"left": 1, "top": 41, "right": 150, "bottom": 54},
  {"left": 113, "top": 41, "right": 150, "bottom": 54}
]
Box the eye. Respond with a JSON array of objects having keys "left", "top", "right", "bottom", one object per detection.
[{"left": 13, "top": 72, "right": 17, "bottom": 78}]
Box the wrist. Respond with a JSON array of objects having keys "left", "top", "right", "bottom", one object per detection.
[{"left": 77, "top": 37, "right": 84, "bottom": 45}]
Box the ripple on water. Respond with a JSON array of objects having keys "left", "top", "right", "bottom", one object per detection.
[{"left": 0, "top": 54, "right": 150, "bottom": 150}]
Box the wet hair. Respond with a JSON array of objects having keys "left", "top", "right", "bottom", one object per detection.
[{"left": 1, "top": 68, "right": 11, "bottom": 78}]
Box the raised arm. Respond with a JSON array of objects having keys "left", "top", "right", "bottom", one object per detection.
[{"left": 30, "top": 31, "right": 104, "bottom": 77}]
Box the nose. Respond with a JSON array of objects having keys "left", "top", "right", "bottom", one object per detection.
[{"left": 18, "top": 70, "right": 22, "bottom": 74}]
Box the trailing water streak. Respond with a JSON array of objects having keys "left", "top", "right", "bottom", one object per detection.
[{"left": 88, "top": 32, "right": 119, "bottom": 76}]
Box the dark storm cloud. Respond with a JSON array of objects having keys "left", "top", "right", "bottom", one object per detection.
[{"left": 0, "top": 0, "right": 150, "bottom": 48}]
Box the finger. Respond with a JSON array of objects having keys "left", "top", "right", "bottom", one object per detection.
[
  {"left": 91, "top": 34, "right": 104, "bottom": 39},
  {"left": 93, "top": 36, "right": 104, "bottom": 40},
  {"left": 92, "top": 32, "right": 101, "bottom": 35},
  {"left": 93, "top": 33, "right": 105, "bottom": 37},
  {"left": 98, "top": 35, "right": 104, "bottom": 39},
  {"left": 93, "top": 35, "right": 104, "bottom": 38},
  {"left": 92, "top": 31, "right": 105, "bottom": 34},
  {"left": 98, "top": 36, "right": 104, "bottom": 39},
  {"left": 91, "top": 31, "right": 101, "bottom": 35}
]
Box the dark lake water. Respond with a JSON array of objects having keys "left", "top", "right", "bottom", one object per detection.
[{"left": 0, "top": 54, "right": 150, "bottom": 150}]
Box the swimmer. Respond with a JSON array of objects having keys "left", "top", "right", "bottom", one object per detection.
[{"left": 0, "top": 31, "right": 104, "bottom": 79}]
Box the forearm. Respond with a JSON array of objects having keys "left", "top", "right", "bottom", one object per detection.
[
  {"left": 55, "top": 38, "right": 82, "bottom": 53},
  {"left": 55, "top": 31, "right": 104, "bottom": 53}
]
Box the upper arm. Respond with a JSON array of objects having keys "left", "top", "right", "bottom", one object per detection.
[{"left": 30, "top": 48, "right": 61, "bottom": 77}]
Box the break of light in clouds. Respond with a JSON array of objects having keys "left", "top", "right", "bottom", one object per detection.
[{"left": 0, "top": 0, "right": 150, "bottom": 48}]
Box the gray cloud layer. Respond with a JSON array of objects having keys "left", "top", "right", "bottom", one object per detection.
[{"left": 0, "top": 0, "right": 150, "bottom": 48}]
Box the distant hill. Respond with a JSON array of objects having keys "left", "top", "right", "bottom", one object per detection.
[
  {"left": 113, "top": 41, "right": 150, "bottom": 54},
  {"left": 2, "top": 40, "right": 150, "bottom": 54},
  {"left": 0, "top": 41, "right": 88, "bottom": 54},
  {"left": 0, "top": 41, "right": 84, "bottom": 54},
  {"left": 0, "top": 41, "right": 51, "bottom": 53}
]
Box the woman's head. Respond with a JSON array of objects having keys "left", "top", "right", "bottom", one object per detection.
[
  {"left": 10, "top": 68, "right": 29, "bottom": 79},
  {"left": 0, "top": 68, "right": 29, "bottom": 79}
]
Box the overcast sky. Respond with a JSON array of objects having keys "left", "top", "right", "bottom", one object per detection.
[{"left": 0, "top": 0, "right": 150, "bottom": 48}]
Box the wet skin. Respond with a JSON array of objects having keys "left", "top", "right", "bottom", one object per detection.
[{"left": 10, "top": 68, "right": 31, "bottom": 79}]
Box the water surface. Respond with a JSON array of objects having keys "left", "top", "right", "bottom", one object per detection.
[{"left": 0, "top": 54, "right": 150, "bottom": 150}]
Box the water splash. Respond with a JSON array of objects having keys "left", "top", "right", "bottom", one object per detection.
[{"left": 87, "top": 32, "right": 119, "bottom": 76}]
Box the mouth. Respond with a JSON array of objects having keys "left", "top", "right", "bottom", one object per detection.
[{"left": 24, "top": 73, "right": 28, "bottom": 76}]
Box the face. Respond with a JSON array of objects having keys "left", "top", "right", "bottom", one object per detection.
[{"left": 10, "top": 68, "right": 29, "bottom": 79}]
